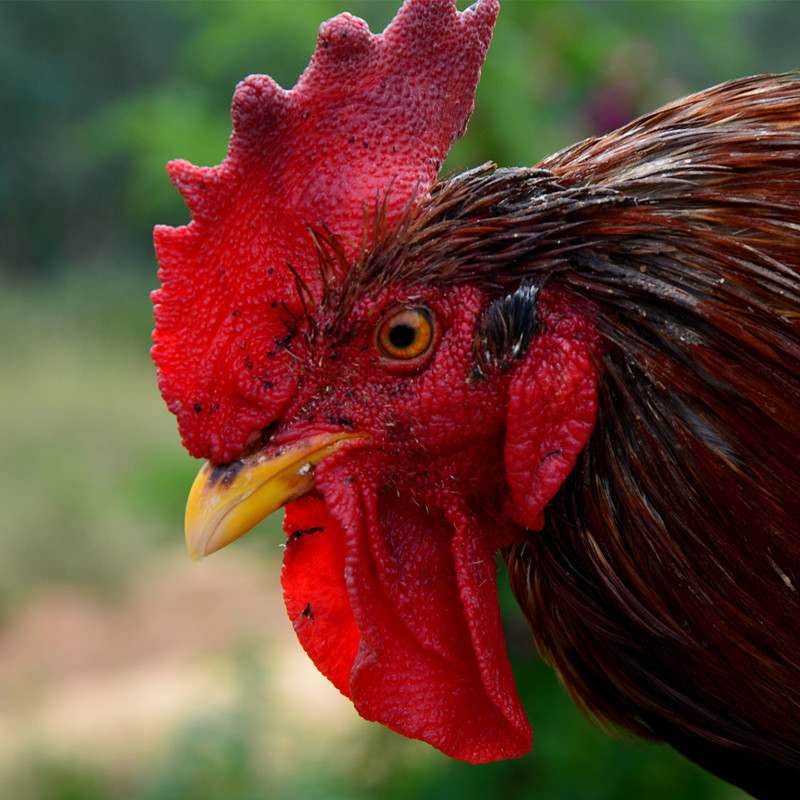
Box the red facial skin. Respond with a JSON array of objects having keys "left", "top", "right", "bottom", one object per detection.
[{"left": 272, "top": 284, "right": 534, "bottom": 761}]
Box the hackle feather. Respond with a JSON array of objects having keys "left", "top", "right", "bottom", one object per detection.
[{"left": 349, "top": 73, "right": 800, "bottom": 797}]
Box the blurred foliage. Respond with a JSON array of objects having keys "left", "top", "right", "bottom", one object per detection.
[
  {"left": 2, "top": 0, "right": 798, "bottom": 281},
  {"left": 2, "top": 1, "right": 798, "bottom": 799}
]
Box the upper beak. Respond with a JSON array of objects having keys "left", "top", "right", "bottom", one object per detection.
[{"left": 185, "top": 431, "right": 370, "bottom": 561}]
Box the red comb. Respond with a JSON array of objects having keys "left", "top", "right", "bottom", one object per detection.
[{"left": 152, "top": 0, "right": 499, "bottom": 462}]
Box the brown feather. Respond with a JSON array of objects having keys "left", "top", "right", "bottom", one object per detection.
[{"left": 512, "top": 75, "right": 800, "bottom": 785}]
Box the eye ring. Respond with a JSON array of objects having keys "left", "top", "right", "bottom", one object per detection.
[{"left": 376, "top": 306, "right": 435, "bottom": 361}]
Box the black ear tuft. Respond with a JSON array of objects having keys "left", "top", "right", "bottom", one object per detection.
[{"left": 474, "top": 280, "right": 542, "bottom": 373}]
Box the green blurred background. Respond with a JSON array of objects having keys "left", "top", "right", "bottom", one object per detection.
[{"left": 2, "top": 1, "right": 797, "bottom": 798}]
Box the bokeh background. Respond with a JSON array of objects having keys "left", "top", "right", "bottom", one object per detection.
[{"left": 2, "top": 1, "right": 798, "bottom": 798}]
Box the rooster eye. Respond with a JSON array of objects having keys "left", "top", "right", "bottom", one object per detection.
[{"left": 376, "top": 307, "right": 434, "bottom": 361}]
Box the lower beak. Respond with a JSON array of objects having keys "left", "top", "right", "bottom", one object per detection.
[{"left": 185, "top": 432, "right": 370, "bottom": 561}]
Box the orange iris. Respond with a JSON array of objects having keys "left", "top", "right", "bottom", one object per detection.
[{"left": 376, "top": 307, "right": 434, "bottom": 360}]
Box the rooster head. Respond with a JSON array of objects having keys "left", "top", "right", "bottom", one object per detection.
[{"left": 152, "top": 0, "right": 602, "bottom": 762}]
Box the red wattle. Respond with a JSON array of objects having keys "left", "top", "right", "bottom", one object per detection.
[{"left": 282, "top": 460, "right": 532, "bottom": 763}]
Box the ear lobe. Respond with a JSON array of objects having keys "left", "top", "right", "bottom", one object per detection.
[{"left": 504, "top": 306, "right": 600, "bottom": 530}]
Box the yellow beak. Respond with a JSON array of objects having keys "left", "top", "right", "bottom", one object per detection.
[{"left": 184, "top": 432, "right": 370, "bottom": 562}]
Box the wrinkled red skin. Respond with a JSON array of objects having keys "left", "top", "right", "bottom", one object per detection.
[
  {"left": 275, "top": 284, "right": 527, "bottom": 762},
  {"left": 153, "top": 0, "right": 601, "bottom": 763}
]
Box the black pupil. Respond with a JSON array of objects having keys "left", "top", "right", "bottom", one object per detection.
[{"left": 389, "top": 322, "right": 417, "bottom": 349}]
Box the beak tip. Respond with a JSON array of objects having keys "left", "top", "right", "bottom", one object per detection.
[
  {"left": 185, "top": 521, "right": 216, "bottom": 563},
  {"left": 186, "top": 544, "right": 205, "bottom": 564},
  {"left": 186, "top": 517, "right": 231, "bottom": 562}
]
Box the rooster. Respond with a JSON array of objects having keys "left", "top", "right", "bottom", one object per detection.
[{"left": 151, "top": 1, "right": 800, "bottom": 797}]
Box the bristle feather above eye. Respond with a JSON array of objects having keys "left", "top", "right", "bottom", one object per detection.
[{"left": 475, "top": 280, "right": 542, "bottom": 372}]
